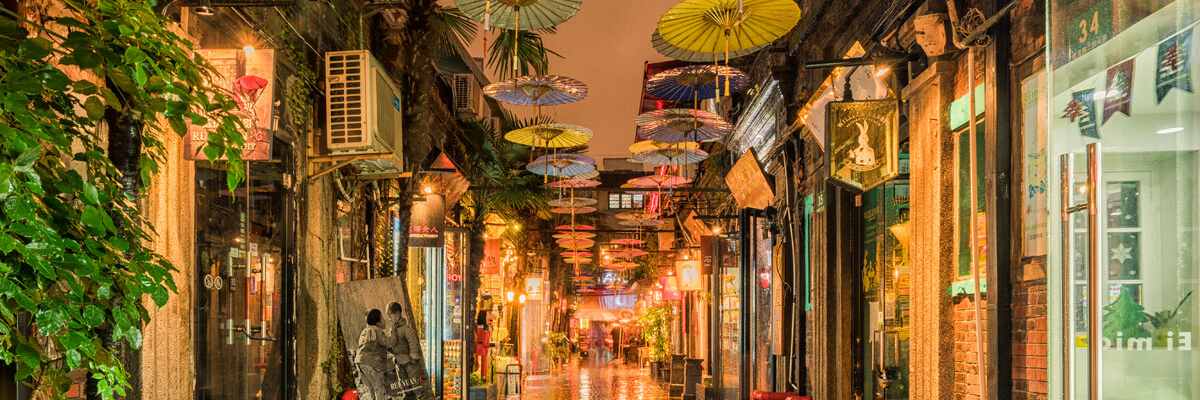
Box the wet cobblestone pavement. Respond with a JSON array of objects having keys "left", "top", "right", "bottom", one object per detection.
[{"left": 520, "top": 360, "right": 670, "bottom": 400}]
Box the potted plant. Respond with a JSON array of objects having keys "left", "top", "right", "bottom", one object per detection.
[{"left": 639, "top": 304, "right": 672, "bottom": 381}]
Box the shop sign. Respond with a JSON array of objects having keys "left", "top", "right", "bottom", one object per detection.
[
  {"left": 825, "top": 99, "right": 900, "bottom": 191},
  {"left": 1050, "top": 0, "right": 1171, "bottom": 68},
  {"left": 525, "top": 277, "right": 543, "bottom": 298},
  {"left": 481, "top": 239, "right": 501, "bottom": 275},
  {"left": 185, "top": 48, "right": 275, "bottom": 161},
  {"left": 674, "top": 260, "right": 702, "bottom": 291},
  {"left": 700, "top": 235, "right": 716, "bottom": 274},
  {"left": 724, "top": 150, "right": 775, "bottom": 210},
  {"left": 408, "top": 194, "right": 445, "bottom": 247}
]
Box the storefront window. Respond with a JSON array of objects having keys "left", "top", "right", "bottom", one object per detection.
[
  {"left": 718, "top": 237, "right": 741, "bottom": 399},
  {"left": 955, "top": 119, "right": 988, "bottom": 278},
  {"left": 1047, "top": 1, "right": 1200, "bottom": 398}
]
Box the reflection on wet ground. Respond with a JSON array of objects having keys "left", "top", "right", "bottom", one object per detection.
[{"left": 520, "top": 359, "right": 669, "bottom": 400}]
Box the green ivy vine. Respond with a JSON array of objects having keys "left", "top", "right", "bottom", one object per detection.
[{"left": 0, "top": 1, "right": 246, "bottom": 398}]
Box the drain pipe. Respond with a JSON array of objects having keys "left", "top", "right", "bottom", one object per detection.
[{"left": 944, "top": 2, "right": 1015, "bottom": 400}]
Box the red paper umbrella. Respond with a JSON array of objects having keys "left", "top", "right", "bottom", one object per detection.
[
  {"left": 557, "top": 238, "right": 595, "bottom": 249},
  {"left": 548, "top": 178, "right": 602, "bottom": 188},
  {"left": 610, "top": 248, "right": 650, "bottom": 258},
  {"left": 554, "top": 231, "right": 597, "bottom": 240},
  {"left": 560, "top": 251, "right": 593, "bottom": 258},
  {"left": 603, "top": 261, "right": 639, "bottom": 270},
  {"left": 550, "top": 206, "right": 598, "bottom": 214},
  {"left": 626, "top": 174, "right": 692, "bottom": 189},
  {"left": 610, "top": 238, "right": 646, "bottom": 246},
  {"left": 563, "top": 257, "right": 593, "bottom": 264},
  {"left": 556, "top": 224, "right": 596, "bottom": 231}
]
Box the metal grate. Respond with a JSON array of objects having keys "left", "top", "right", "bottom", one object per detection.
[
  {"left": 452, "top": 74, "right": 475, "bottom": 113},
  {"left": 326, "top": 52, "right": 365, "bottom": 147}
]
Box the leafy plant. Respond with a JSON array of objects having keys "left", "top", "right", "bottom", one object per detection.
[
  {"left": 638, "top": 304, "right": 672, "bottom": 362},
  {"left": 0, "top": 1, "right": 246, "bottom": 398},
  {"left": 1148, "top": 290, "right": 1192, "bottom": 347},
  {"left": 487, "top": 28, "right": 561, "bottom": 80}
]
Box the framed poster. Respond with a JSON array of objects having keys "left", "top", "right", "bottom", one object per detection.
[
  {"left": 336, "top": 277, "right": 432, "bottom": 399},
  {"left": 185, "top": 48, "right": 275, "bottom": 161},
  {"left": 825, "top": 99, "right": 900, "bottom": 191}
]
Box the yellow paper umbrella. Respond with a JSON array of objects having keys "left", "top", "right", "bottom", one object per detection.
[
  {"left": 657, "top": 0, "right": 801, "bottom": 63},
  {"left": 549, "top": 177, "right": 601, "bottom": 189},
  {"left": 504, "top": 123, "right": 593, "bottom": 149},
  {"left": 548, "top": 197, "right": 598, "bottom": 208},
  {"left": 626, "top": 174, "right": 693, "bottom": 189},
  {"left": 651, "top": 28, "right": 766, "bottom": 62}
]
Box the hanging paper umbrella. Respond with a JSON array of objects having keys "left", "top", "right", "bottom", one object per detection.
[
  {"left": 656, "top": 0, "right": 802, "bottom": 66},
  {"left": 626, "top": 174, "right": 693, "bottom": 189},
  {"left": 563, "top": 257, "right": 593, "bottom": 264},
  {"left": 603, "top": 261, "right": 640, "bottom": 271},
  {"left": 610, "top": 248, "right": 650, "bottom": 258},
  {"left": 560, "top": 251, "right": 594, "bottom": 258},
  {"left": 458, "top": 0, "right": 583, "bottom": 31},
  {"left": 550, "top": 206, "right": 597, "bottom": 214},
  {"left": 632, "top": 144, "right": 710, "bottom": 165},
  {"left": 572, "top": 169, "right": 601, "bottom": 180},
  {"left": 548, "top": 197, "right": 598, "bottom": 208},
  {"left": 636, "top": 109, "right": 732, "bottom": 143},
  {"left": 504, "top": 123, "right": 593, "bottom": 149},
  {"left": 650, "top": 28, "right": 767, "bottom": 62},
  {"left": 554, "top": 231, "right": 596, "bottom": 240},
  {"left": 483, "top": 75, "right": 589, "bottom": 106},
  {"left": 646, "top": 64, "right": 748, "bottom": 101},
  {"left": 619, "top": 219, "right": 667, "bottom": 228},
  {"left": 610, "top": 238, "right": 646, "bottom": 246},
  {"left": 556, "top": 224, "right": 596, "bottom": 231},
  {"left": 557, "top": 238, "right": 595, "bottom": 249},
  {"left": 526, "top": 154, "right": 597, "bottom": 177},
  {"left": 548, "top": 177, "right": 602, "bottom": 189},
  {"left": 615, "top": 211, "right": 660, "bottom": 221}
]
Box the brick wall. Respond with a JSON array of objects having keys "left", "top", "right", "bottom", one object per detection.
[
  {"left": 952, "top": 295, "right": 988, "bottom": 400},
  {"left": 1011, "top": 259, "right": 1049, "bottom": 400}
]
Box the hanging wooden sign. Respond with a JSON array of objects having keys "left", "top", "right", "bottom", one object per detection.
[
  {"left": 185, "top": 48, "right": 275, "bottom": 161},
  {"left": 724, "top": 150, "right": 774, "bottom": 210},
  {"left": 825, "top": 99, "right": 900, "bottom": 191}
]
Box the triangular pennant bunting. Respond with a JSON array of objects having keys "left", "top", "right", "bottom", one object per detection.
[
  {"left": 1061, "top": 88, "right": 1100, "bottom": 139},
  {"left": 1102, "top": 58, "right": 1134, "bottom": 123},
  {"left": 1156, "top": 27, "right": 1193, "bottom": 103}
]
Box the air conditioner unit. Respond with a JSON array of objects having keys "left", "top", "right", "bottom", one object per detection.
[
  {"left": 451, "top": 73, "right": 483, "bottom": 118},
  {"left": 325, "top": 50, "right": 405, "bottom": 175}
]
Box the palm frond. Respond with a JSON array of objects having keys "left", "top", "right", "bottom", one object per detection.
[
  {"left": 430, "top": 6, "right": 479, "bottom": 57},
  {"left": 487, "top": 28, "right": 562, "bottom": 80}
]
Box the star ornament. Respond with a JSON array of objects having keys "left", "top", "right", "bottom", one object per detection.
[{"left": 1111, "top": 243, "right": 1134, "bottom": 265}]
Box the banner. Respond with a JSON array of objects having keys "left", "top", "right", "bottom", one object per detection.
[
  {"left": 825, "top": 99, "right": 900, "bottom": 191},
  {"left": 185, "top": 48, "right": 275, "bottom": 161},
  {"left": 481, "top": 239, "right": 501, "bottom": 275},
  {"left": 1102, "top": 58, "right": 1134, "bottom": 123},
  {"left": 1156, "top": 27, "right": 1193, "bottom": 103},
  {"left": 408, "top": 194, "right": 445, "bottom": 247},
  {"left": 1060, "top": 89, "right": 1100, "bottom": 139}
]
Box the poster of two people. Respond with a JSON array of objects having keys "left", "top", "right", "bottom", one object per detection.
[{"left": 337, "top": 277, "right": 431, "bottom": 400}]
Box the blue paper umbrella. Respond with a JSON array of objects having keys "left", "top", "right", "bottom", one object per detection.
[{"left": 646, "top": 65, "right": 749, "bottom": 101}]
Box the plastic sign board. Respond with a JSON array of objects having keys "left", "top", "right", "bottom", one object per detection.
[
  {"left": 674, "top": 260, "right": 702, "bottom": 292},
  {"left": 724, "top": 150, "right": 775, "bottom": 210},
  {"left": 408, "top": 194, "right": 445, "bottom": 247},
  {"left": 826, "top": 99, "right": 900, "bottom": 191}
]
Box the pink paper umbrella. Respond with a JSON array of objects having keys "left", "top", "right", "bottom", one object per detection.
[
  {"left": 625, "top": 174, "right": 692, "bottom": 189},
  {"left": 560, "top": 251, "right": 594, "bottom": 258}
]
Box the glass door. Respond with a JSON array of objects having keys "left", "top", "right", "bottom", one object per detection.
[{"left": 1048, "top": 1, "right": 1200, "bottom": 399}]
